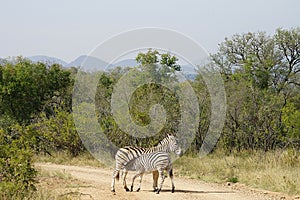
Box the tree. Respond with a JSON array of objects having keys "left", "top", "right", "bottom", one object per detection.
[
  {"left": 0, "top": 57, "right": 73, "bottom": 123},
  {"left": 95, "top": 50, "right": 182, "bottom": 149},
  {"left": 274, "top": 28, "right": 300, "bottom": 90},
  {"left": 136, "top": 49, "right": 159, "bottom": 65},
  {"left": 211, "top": 31, "right": 281, "bottom": 90},
  {"left": 136, "top": 49, "right": 181, "bottom": 71},
  {"left": 160, "top": 53, "right": 181, "bottom": 71},
  {"left": 211, "top": 28, "right": 300, "bottom": 151}
]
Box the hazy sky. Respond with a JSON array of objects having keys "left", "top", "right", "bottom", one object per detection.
[{"left": 1, "top": 0, "right": 299, "bottom": 62}]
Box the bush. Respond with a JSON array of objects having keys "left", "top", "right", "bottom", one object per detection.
[
  {"left": 0, "top": 128, "right": 37, "bottom": 199},
  {"left": 31, "top": 109, "right": 85, "bottom": 157}
]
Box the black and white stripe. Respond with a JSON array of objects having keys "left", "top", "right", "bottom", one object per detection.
[
  {"left": 111, "top": 134, "right": 181, "bottom": 192},
  {"left": 125, "top": 151, "right": 174, "bottom": 194}
]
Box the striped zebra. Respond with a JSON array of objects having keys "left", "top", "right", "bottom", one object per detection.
[
  {"left": 126, "top": 151, "right": 174, "bottom": 194},
  {"left": 111, "top": 134, "right": 181, "bottom": 192}
]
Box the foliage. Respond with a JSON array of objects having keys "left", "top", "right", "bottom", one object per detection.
[
  {"left": 0, "top": 58, "right": 77, "bottom": 198},
  {"left": 136, "top": 49, "right": 181, "bottom": 71},
  {"left": 281, "top": 99, "right": 300, "bottom": 147},
  {"left": 0, "top": 57, "right": 73, "bottom": 124},
  {"left": 210, "top": 27, "right": 300, "bottom": 151},
  {"left": 0, "top": 127, "right": 37, "bottom": 198},
  {"left": 95, "top": 50, "right": 182, "bottom": 149},
  {"left": 30, "top": 109, "right": 85, "bottom": 157}
]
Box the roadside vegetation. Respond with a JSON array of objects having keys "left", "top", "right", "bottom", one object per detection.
[
  {"left": 0, "top": 27, "right": 299, "bottom": 199},
  {"left": 174, "top": 149, "right": 300, "bottom": 195},
  {"left": 34, "top": 152, "right": 104, "bottom": 168}
]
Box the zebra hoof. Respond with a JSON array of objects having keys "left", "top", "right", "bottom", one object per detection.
[
  {"left": 153, "top": 188, "right": 158, "bottom": 192},
  {"left": 111, "top": 189, "right": 115, "bottom": 193},
  {"left": 130, "top": 186, "right": 133, "bottom": 192},
  {"left": 172, "top": 187, "right": 175, "bottom": 193},
  {"left": 156, "top": 189, "right": 161, "bottom": 194},
  {"left": 125, "top": 187, "right": 130, "bottom": 192},
  {"left": 136, "top": 188, "right": 140, "bottom": 192}
]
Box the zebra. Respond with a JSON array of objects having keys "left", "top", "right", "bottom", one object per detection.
[
  {"left": 111, "top": 134, "right": 181, "bottom": 193},
  {"left": 125, "top": 151, "right": 174, "bottom": 194}
]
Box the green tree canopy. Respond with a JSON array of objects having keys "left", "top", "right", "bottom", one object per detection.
[
  {"left": 0, "top": 57, "right": 73, "bottom": 123},
  {"left": 210, "top": 28, "right": 300, "bottom": 151}
]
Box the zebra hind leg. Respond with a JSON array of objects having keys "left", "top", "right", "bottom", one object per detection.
[
  {"left": 122, "top": 170, "right": 130, "bottom": 191},
  {"left": 156, "top": 169, "right": 165, "bottom": 194},
  {"left": 111, "top": 169, "right": 119, "bottom": 193}
]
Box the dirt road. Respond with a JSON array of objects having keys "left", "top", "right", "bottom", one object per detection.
[{"left": 36, "top": 163, "right": 296, "bottom": 200}]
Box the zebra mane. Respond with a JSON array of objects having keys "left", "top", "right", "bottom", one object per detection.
[{"left": 154, "top": 134, "right": 175, "bottom": 149}]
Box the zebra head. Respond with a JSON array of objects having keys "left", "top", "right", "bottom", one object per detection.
[{"left": 159, "top": 134, "right": 182, "bottom": 156}]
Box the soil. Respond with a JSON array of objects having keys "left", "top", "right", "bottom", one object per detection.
[{"left": 35, "top": 163, "right": 299, "bottom": 200}]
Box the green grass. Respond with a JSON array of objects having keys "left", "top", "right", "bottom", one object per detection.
[{"left": 173, "top": 149, "right": 300, "bottom": 195}]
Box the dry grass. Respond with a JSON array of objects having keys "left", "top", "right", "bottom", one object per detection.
[
  {"left": 7, "top": 152, "right": 103, "bottom": 200},
  {"left": 173, "top": 149, "right": 300, "bottom": 195},
  {"left": 34, "top": 151, "right": 105, "bottom": 168},
  {"left": 1, "top": 168, "right": 82, "bottom": 200},
  {"left": 32, "top": 167, "right": 92, "bottom": 200}
]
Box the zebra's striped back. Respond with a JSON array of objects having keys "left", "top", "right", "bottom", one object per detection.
[
  {"left": 115, "top": 134, "right": 180, "bottom": 169},
  {"left": 125, "top": 152, "right": 171, "bottom": 172},
  {"left": 115, "top": 146, "right": 146, "bottom": 166}
]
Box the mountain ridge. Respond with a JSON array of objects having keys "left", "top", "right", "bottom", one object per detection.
[{"left": 25, "top": 55, "right": 198, "bottom": 78}]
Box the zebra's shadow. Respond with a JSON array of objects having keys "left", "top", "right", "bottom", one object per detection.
[{"left": 144, "top": 189, "right": 235, "bottom": 194}]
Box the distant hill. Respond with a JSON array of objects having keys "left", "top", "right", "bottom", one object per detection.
[
  {"left": 182, "top": 71, "right": 198, "bottom": 80},
  {"left": 27, "top": 55, "right": 109, "bottom": 71},
  {"left": 181, "top": 64, "right": 197, "bottom": 73},
  {"left": 25, "top": 55, "right": 199, "bottom": 79},
  {"left": 0, "top": 58, "right": 6, "bottom": 65},
  {"left": 27, "top": 55, "right": 68, "bottom": 66},
  {"left": 112, "top": 59, "right": 138, "bottom": 68},
  {"left": 65, "top": 55, "right": 109, "bottom": 71}
]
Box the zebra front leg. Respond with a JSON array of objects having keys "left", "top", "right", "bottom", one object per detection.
[
  {"left": 169, "top": 167, "right": 175, "bottom": 193},
  {"left": 136, "top": 173, "right": 144, "bottom": 192},
  {"left": 156, "top": 169, "right": 165, "bottom": 194},
  {"left": 111, "top": 178, "right": 115, "bottom": 193},
  {"left": 122, "top": 169, "right": 130, "bottom": 191},
  {"left": 152, "top": 170, "right": 159, "bottom": 192},
  {"left": 130, "top": 173, "right": 141, "bottom": 192}
]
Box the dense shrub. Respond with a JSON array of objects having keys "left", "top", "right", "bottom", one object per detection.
[{"left": 0, "top": 128, "right": 37, "bottom": 198}]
